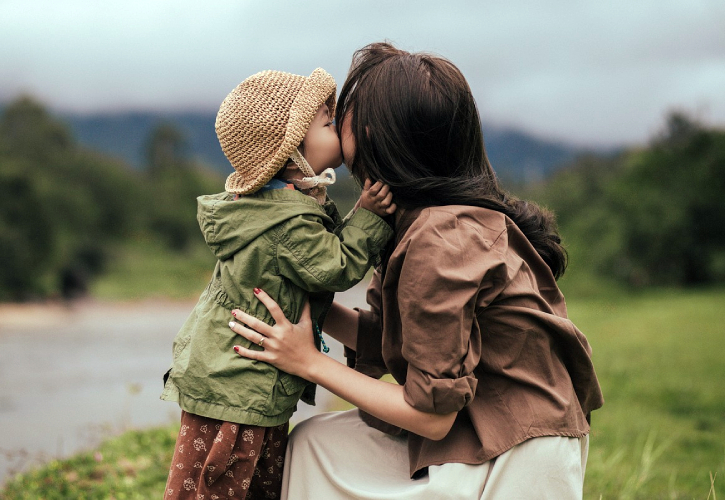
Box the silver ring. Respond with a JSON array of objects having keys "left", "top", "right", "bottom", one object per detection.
[{"left": 258, "top": 337, "right": 266, "bottom": 347}]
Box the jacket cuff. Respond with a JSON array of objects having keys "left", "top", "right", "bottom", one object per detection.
[{"left": 403, "top": 365, "right": 478, "bottom": 414}]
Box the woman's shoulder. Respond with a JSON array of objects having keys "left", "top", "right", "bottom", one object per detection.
[{"left": 404, "top": 205, "right": 509, "bottom": 249}]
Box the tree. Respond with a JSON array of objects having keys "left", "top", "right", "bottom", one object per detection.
[
  {"left": 531, "top": 112, "right": 725, "bottom": 287},
  {"left": 144, "top": 123, "right": 189, "bottom": 177},
  {"left": 0, "top": 97, "right": 148, "bottom": 299},
  {"left": 610, "top": 113, "right": 725, "bottom": 285},
  {"left": 143, "top": 123, "right": 222, "bottom": 251},
  {"left": 0, "top": 96, "right": 74, "bottom": 162},
  {"left": 0, "top": 163, "right": 57, "bottom": 299}
]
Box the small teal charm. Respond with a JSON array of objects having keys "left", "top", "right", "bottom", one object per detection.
[{"left": 314, "top": 322, "right": 330, "bottom": 354}]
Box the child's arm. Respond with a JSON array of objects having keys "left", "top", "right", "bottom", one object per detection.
[
  {"left": 321, "top": 301, "right": 359, "bottom": 349},
  {"left": 276, "top": 187, "right": 394, "bottom": 293},
  {"left": 277, "top": 209, "right": 390, "bottom": 292},
  {"left": 230, "top": 293, "right": 456, "bottom": 441}
]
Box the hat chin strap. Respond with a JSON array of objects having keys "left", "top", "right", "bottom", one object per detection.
[{"left": 288, "top": 149, "right": 336, "bottom": 204}]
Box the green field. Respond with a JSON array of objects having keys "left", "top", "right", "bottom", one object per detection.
[
  {"left": 2, "top": 285, "right": 724, "bottom": 499},
  {"left": 89, "top": 235, "right": 217, "bottom": 301},
  {"left": 571, "top": 287, "right": 725, "bottom": 499}
]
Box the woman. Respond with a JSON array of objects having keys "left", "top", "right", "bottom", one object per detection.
[{"left": 229, "top": 42, "right": 604, "bottom": 499}]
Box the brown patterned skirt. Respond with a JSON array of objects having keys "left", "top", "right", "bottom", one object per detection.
[{"left": 164, "top": 411, "right": 288, "bottom": 499}]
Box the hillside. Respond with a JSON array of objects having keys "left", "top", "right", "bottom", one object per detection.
[{"left": 62, "top": 111, "right": 605, "bottom": 181}]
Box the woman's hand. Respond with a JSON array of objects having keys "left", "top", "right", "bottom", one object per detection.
[
  {"left": 229, "top": 288, "right": 322, "bottom": 380},
  {"left": 230, "top": 288, "right": 457, "bottom": 441}
]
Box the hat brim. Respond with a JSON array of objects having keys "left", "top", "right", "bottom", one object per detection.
[{"left": 226, "top": 68, "right": 337, "bottom": 195}]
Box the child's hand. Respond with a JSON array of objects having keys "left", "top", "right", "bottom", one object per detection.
[{"left": 358, "top": 179, "right": 396, "bottom": 217}]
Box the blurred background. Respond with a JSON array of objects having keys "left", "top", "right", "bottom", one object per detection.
[{"left": 0, "top": 0, "right": 723, "bottom": 498}]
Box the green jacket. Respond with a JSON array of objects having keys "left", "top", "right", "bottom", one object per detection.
[{"left": 160, "top": 188, "right": 393, "bottom": 426}]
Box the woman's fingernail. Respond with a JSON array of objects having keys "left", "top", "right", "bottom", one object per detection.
[
  {"left": 253, "top": 288, "right": 261, "bottom": 295},
  {"left": 229, "top": 321, "right": 236, "bottom": 328},
  {"left": 234, "top": 346, "right": 240, "bottom": 353},
  {"left": 231, "top": 311, "right": 237, "bottom": 317}
]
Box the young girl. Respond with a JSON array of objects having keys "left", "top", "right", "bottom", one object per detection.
[
  {"left": 160, "top": 68, "right": 395, "bottom": 499},
  {"left": 229, "top": 44, "right": 604, "bottom": 499}
]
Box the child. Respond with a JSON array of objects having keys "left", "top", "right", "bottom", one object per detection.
[{"left": 160, "top": 68, "right": 395, "bottom": 499}]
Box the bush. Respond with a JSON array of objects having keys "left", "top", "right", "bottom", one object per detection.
[
  {"left": 528, "top": 112, "right": 725, "bottom": 287},
  {"left": 0, "top": 97, "right": 223, "bottom": 300}
]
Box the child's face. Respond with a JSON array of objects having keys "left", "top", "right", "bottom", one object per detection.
[{"left": 302, "top": 104, "right": 343, "bottom": 174}]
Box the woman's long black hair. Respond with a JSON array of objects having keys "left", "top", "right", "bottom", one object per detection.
[{"left": 336, "top": 42, "right": 568, "bottom": 279}]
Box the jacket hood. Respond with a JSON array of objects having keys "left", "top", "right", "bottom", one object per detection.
[{"left": 197, "top": 191, "right": 331, "bottom": 260}]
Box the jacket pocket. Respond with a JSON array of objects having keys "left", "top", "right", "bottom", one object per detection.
[
  {"left": 277, "top": 372, "right": 308, "bottom": 399},
  {"left": 173, "top": 334, "right": 192, "bottom": 359}
]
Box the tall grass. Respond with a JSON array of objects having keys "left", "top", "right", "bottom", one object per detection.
[{"left": 568, "top": 286, "right": 725, "bottom": 499}]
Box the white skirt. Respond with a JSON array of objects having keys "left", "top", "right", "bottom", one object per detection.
[{"left": 281, "top": 409, "right": 588, "bottom": 500}]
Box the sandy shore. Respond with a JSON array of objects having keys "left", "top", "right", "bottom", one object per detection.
[{"left": 0, "top": 297, "right": 198, "bottom": 329}]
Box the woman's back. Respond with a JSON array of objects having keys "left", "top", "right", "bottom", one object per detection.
[{"left": 349, "top": 205, "right": 603, "bottom": 477}]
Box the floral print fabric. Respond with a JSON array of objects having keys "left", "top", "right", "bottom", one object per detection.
[{"left": 165, "top": 411, "right": 288, "bottom": 499}]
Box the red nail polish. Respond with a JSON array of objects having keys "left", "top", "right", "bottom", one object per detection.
[
  {"left": 234, "top": 346, "right": 239, "bottom": 353},
  {"left": 231, "top": 311, "right": 237, "bottom": 317},
  {"left": 253, "top": 288, "right": 261, "bottom": 295}
]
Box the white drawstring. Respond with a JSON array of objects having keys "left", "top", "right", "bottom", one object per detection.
[
  {"left": 290, "top": 168, "right": 336, "bottom": 189},
  {"left": 288, "top": 149, "right": 336, "bottom": 204}
]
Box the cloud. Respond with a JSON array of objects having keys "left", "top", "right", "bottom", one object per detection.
[{"left": 1, "top": 0, "right": 724, "bottom": 145}]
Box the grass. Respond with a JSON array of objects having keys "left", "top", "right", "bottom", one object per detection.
[
  {"left": 90, "top": 234, "right": 216, "bottom": 301},
  {"left": 0, "top": 425, "right": 179, "bottom": 499},
  {"left": 567, "top": 286, "right": 725, "bottom": 499},
  {"left": 2, "top": 273, "right": 724, "bottom": 497}
]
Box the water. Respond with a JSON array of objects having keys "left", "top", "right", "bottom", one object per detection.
[{"left": 0, "top": 282, "right": 369, "bottom": 484}]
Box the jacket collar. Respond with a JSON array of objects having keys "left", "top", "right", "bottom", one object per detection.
[{"left": 394, "top": 206, "right": 426, "bottom": 243}]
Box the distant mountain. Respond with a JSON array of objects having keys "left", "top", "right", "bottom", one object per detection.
[
  {"left": 62, "top": 112, "right": 226, "bottom": 170},
  {"left": 483, "top": 126, "right": 591, "bottom": 184},
  {"left": 61, "top": 111, "right": 606, "bottom": 182}
]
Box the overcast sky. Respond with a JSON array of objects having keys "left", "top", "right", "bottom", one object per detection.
[{"left": 1, "top": 0, "right": 724, "bottom": 147}]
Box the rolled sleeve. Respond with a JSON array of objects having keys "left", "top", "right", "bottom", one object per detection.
[
  {"left": 403, "top": 364, "right": 478, "bottom": 414},
  {"left": 398, "top": 210, "right": 507, "bottom": 414}
]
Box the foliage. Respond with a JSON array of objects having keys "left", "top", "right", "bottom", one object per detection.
[
  {"left": 0, "top": 97, "right": 223, "bottom": 300},
  {"left": 3, "top": 98, "right": 723, "bottom": 297},
  {"left": 0, "top": 96, "right": 74, "bottom": 162},
  {"left": 144, "top": 122, "right": 189, "bottom": 177},
  {"left": 146, "top": 164, "right": 221, "bottom": 252},
  {"left": 0, "top": 97, "right": 143, "bottom": 299},
  {"left": 528, "top": 112, "right": 725, "bottom": 286},
  {"left": 0, "top": 424, "right": 179, "bottom": 499},
  {"left": 0, "top": 160, "right": 57, "bottom": 298},
  {"left": 89, "top": 233, "right": 216, "bottom": 301}
]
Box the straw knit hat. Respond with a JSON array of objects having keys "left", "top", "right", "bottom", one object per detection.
[{"left": 216, "top": 68, "right": 337, "bottom": 194}]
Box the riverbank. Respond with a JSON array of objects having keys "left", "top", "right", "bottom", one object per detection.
[
  {"left": 0, "top": 283, "right": 368, "bottom": 487},
  {"left": 0, "top": 298, "right": 194, "bottom": 483},
  {"left": 0, "top": 297, "right": 196, "bottom": 329}
]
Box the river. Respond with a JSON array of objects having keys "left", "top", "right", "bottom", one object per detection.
[{"left": 0, "top": 282, "right": 369, "bottom": 484}]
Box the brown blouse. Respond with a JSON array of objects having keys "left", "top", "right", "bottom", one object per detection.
[{"left": 345, "top": 205, "right": 604, "bottom": 478}]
